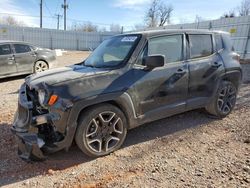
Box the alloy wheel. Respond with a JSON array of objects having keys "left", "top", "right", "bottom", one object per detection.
[
  {"left": 85, "top": 111, "right": 124, "bottom": 153},
  {"left": 217, "top": 84, "right": 236, "bottom": 115},
  {"left": 35, "top": 61, "right": 48, "bottom": 72}
]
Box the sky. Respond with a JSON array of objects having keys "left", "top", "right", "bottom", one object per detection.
[{"left": 0, "top": 0, "right": 243, "bottom": 31}]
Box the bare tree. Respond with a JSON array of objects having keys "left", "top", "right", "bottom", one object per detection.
[
  {"left": 99, "top": 27, "right": 107, "bottom": 32},
  {"left": 72, "top": 22, "right": 98, "bottom": 32},
  {"left": 194, "top": 15, "right": 204, "bottom": 23},
  {"left": 145, "top": 0, "right": 159, "bottom": 27},
  {"left": 0, "top": 16, "right": 25, "bottom": 26},
  {"left": 133, "top": 23, "right": 146, "bottom": 31},
  {"left": 145, "top": 0, "right": 173, "bottom": 28},
  {"left": 158, "top": 2, "right": 173, "bottom": 26},
  {"left": 83, "top": 22, "right": 98, "bottom": 32},
  {"left": 238, "top": 0, "right": 250, "bottom": 16},
  {"left": 222, "top": 10, "right": 236, "bottom": 18},
  {"left": 194, "top": 15, "right": 204, "bottom": 29},
  {"left": 5, "top": 16, "right": 18, "bottom": 25},
  {"left": 110, "top": 24, "right": 122, "bottom": 32}
]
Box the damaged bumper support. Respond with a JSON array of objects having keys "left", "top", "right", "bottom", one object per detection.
[
  {"left": 11, "top": 84, "right": 65, "bottom": 161},
  {"left": 11, "top": 113, "right": 58, "bottom": 161},
  {"left": 12, "top": 132, "right": 46, "bottom": 161}
]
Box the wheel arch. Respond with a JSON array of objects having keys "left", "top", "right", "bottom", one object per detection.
[
  {"left": 206, "top": 69, "right": 241, "bottom": 111},
  {"left": 221, "top": 70, "right": 242, "bottom": 90},
  {"left": 74, "top": 93, "right": 137, "bottom": 130},
  {"left": 62, "top": 92, "right": 138, "bottom": 150}
]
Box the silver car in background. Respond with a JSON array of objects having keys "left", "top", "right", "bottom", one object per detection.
[{"left": 0, "top": 41, "right": 56, "bottom": 79}]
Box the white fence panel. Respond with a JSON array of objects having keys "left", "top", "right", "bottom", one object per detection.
[
  {"left": 0, "top": 25, "right": 118, "bottom": 51},
  {"left": 146, "top": 16, "right": 250, "bottom": 60}
]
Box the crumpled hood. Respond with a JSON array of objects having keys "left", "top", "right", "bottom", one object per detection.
[{"left": 25, "top": 65, "right": 110, "bottom": 88}]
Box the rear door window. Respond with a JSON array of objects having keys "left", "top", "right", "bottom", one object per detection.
[
  {"left": 0, "top": 44, "right": 12, "bottom": 55},
  {"left": 189, "top": 34, "right": 213, "bottom": 59},
  {"left": 14, "top": 44, "right": 31, "bottom": 53}
]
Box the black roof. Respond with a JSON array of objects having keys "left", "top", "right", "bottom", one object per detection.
[{"left": 128, "top": 29, "right": 228, "bottom": 37}]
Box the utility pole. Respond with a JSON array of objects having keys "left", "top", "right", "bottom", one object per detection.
[
  {"left": 62, "top": 0, "right": 68, "bottom": 30},
  {"left": 40, "top": 0, "right": 43, "bottom": 28},
  {"left": 55, "top": 14, "right": 62, "bottom": 30}
]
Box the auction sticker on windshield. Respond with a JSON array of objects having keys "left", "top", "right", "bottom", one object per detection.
[{"left": 121, "top": 36, "right": 138, "bottom": 42}]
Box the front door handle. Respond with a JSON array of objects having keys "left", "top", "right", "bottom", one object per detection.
[
  {"left": 176, "top": 68, "right": 186, "bottom": 74},
  {"left": 212, "top": 62, "right": 222, "bottom": 68}
]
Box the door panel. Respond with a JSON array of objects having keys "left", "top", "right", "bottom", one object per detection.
[
  {"left": 13, "top": 44, "right": 37, "bottom": 73},
  {"left": 131, "top": 62, "right": 188, "bottom": 116},
  {"left": 128, "top": 34, "right": 188, "bottom": 117},
  {"left": 0, "top": 44, "right": 17, "bottom": 76},
  {"left": 188, "top": 54, "right": 224, "bottom": 98},
  {"left": 187, "top": 34, "right": 225, "bottom": 108}
]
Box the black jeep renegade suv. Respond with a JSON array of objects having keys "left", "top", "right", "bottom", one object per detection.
[{"left": 12, "top": 29, "right": 242, "bottom": 161}]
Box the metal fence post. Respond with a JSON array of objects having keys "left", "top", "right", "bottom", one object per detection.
[
  {"left": 22, "top": 28, "right": 25, "bottom": 41},
  {"left": 50, "top": 32, "right": 53, "bottom": 49},
  {"left": 77, "top": 38, "right": 79, "bottom": 51},
  {"left": 243, "top": 24, "right": 250, "bottom": 59},
  {"left": 209, "top": 22, "right": 212, "bottom": 30}
]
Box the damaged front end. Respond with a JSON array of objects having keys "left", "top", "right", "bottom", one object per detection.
[{"left": 11, "top": 81, "right": 73, "bottom": 161}]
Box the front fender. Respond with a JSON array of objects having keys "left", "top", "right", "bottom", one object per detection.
[{"left": 56, "top": 92, "right": 138, "bottom": 150}]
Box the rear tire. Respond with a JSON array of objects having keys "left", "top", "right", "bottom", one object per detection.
[
  {"left": 205, "top": 81, "right": 237, "bottom": 118},
  {"left": 75, "top": 104, "right": 127, "bottom": 157},
  {"left": 34, "top": 61, "right": 49, "bottom": 73}
]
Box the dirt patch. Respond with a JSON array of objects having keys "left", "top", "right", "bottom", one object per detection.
[{"left": 0, "top": 52, "right": 249, "bottom": 187}]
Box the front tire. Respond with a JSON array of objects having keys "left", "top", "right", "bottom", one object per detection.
[
  {"left": 75, "top": 104, "right": 127, "bottom": 157},
  {"left": 206, "top": 81, "right": 237, "bottom": 118}
]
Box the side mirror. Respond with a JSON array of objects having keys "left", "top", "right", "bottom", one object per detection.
[{"left": 144, "top": 55, "right": 165, "bottom": 69}]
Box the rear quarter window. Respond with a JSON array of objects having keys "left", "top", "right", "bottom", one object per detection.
[
  {"left": 0, "top": 44, "right": 11, "bottom": 55},
  {"left": 189, "top": 34, "right": 213, "bottom": 59},
  {"left": 215, "top": 34, "right": 224, "bottom": 51},
  {"left": 222, "top": 34, "right": 235, "bottom": 51}
]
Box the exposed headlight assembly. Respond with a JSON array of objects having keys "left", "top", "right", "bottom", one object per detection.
[
  {"left": 38, "top": 89, "right": 46, "bottom": 106},
  {"left": 38, "top": 89, "right": 58, "bottom": 107}
]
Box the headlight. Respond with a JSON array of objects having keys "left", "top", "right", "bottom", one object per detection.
[{"left": 38, "top": 89, "right": 46, "bottom": 106}]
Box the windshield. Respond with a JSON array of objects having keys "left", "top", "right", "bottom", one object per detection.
[{"left": 84, "top": 34, "right": 141, "bottom": 68}]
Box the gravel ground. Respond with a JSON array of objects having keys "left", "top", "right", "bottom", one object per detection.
[
  {"left": 242, "top": 63, "right": 250, "bottom": 84},
  {"left": 0, "top": 52, "right": 249, "bottom": 188}
]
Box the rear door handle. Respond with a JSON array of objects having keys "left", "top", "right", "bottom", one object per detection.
[
  {"left": 8, "top": 57, "right": 15, "bottom": 61},
  {"left": 8, "top": 56, "right": 15, "bottom": 60}
]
